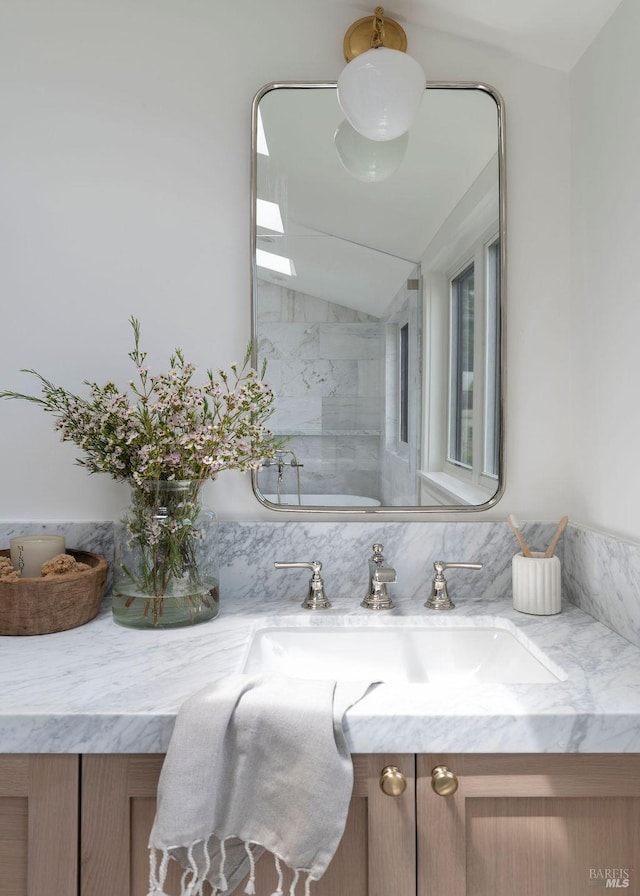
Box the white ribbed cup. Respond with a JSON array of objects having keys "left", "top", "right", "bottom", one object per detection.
[{"left": 512, "top": 552, "right": 561, "bottom": 615}]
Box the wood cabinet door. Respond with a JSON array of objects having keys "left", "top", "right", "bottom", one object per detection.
[
  {"left": 0, "top": 754, "right": 78, "bottom": 896},
  {"left": 246, "top": 753, "right": 416, "bottom": 896},
  {"left": 417, "top": 754, "right": 640, "bottom": 896},
  {"left": 81, "top": 753, "right": 416, "bottom": 896}
]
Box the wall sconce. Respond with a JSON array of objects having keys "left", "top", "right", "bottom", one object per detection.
[{"left": 337, "top": 6, "right": 426, "bottom": 142}]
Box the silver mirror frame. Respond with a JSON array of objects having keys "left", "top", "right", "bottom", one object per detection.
[{"left": 250, "top": 81, "right": 506, "bottom": 514}]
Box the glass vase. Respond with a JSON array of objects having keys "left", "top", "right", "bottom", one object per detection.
[{"left": 112, "top": 480, "right": 219, "bottom": 629}]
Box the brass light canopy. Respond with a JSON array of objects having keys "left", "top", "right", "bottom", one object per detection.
[{"left": 343, "top": 6, "right": 408, "bottom": 61}]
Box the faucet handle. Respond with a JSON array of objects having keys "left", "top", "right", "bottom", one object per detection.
[
  {"left": 274, "top": 560, "right": 331, "bottom": 610},
  {"left": 370, "top": 543, "right": 394, "bottom": 570},
  {"left": 426, "top": 560, "right": 483, "bottom": 610},
  {"left": 434, "top": 560, "right": 483, "bottom": 575}
]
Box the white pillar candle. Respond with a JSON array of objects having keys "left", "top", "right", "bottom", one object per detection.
[{"left": 9, "top": 534, "right": 66, "bottom": 578}]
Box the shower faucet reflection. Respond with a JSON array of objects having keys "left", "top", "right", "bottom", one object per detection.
[{"left": 262, "top": 450, "right": 304, "bottom": 504}]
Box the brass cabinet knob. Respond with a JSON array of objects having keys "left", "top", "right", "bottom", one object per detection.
[
  {"left": 431, "top": 765, "right": 459, "bottom": 796},
  {"left": 379, "top": 765, "right": 407, "bottom": 796}
]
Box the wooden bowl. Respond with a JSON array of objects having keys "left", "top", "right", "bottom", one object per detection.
[{"left": 0, "top": 549, "right": 108, "bottom": 636}]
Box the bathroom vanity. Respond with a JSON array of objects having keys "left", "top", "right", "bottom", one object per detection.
[
  {"left": 2, "top": 584, "right": 640, "bottom": 895},
  {"left": 7, "top": 751, "right": 640, "bottom": 894}
]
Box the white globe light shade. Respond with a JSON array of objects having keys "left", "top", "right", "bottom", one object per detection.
[
  {"left": 337, "top": 46, "right": 426, "bottom": 142},
  {"left": 334, "top": 119, "right": 408, "bottom": 183}
]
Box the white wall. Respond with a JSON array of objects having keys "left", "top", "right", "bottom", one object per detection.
[
  {"left": 0, "top": 0, "right": 572, "bottom": 522},
  {"left": 570, "top": 0, "right": 640, "bottom": 541}
]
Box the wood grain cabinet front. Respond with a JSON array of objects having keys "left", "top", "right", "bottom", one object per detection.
[
  {"left": 0, "top": 754, "right": 78, "bottom": 896},
  {"left": 80, "top": 753, "right": 416, "bottom": 896},
  {"left": 3, "top": 752, "right": 640, "bottom": 896},
  {"left": 417, "top": 754, "right": 640, "bottom": 896}
]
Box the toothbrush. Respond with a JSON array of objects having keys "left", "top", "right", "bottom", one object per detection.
[
  {"left": 544, "top": 515, "right": 569, "bottom": 558},
  {"left": 508, "top": 514, "right": 533, "bottom": 557}
]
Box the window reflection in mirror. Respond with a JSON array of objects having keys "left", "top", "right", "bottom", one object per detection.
[
  {"left": 449, "top": 262, "right": 475, "bottom": 469},
  {"left": 399, "top": 322, "right": 409, "bottom": 446},
  {"left": 251, "top": 83, "right": 505, "bottom": 512}
]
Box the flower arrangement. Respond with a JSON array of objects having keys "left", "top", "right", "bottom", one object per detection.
[
  {"left": 1, "top": 318, "right": 282, "bottom": 628},
  {"left": 1, "top": 316, "right": 280, "bottom": 484}
]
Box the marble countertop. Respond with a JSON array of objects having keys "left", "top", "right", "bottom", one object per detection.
[{"left": 3, "top": 587, "right": 640, "bottom": 755}]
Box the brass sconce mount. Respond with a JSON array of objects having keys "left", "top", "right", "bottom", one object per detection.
[{"left": 343, "top": 6, "right": 408, "bottom": 61}]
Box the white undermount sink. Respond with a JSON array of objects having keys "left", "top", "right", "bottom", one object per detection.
[{"left": 243, "top": 622, "right": 566, "bottom": 685}]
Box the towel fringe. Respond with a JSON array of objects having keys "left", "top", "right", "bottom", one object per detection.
[
  {"left": 147, "top": 847, "right": 159, "bottom": 895},
  {"left": 149, "top": 840, "right": 320, "bottom": 896},
  {"left": 269, "top": 853, "right": 285, "bottom": 896},
  {"left": 198, "top": 837, "right": 212, "bottom": 895},
  {"left": 179, "top": 867, "right": 191, "bottom": 895},
  {"left": 147, "top": 848, "right": 170, "bottom": 896},
  {"left": 148, "top": 847, "right": 158, "bottom": 893},
  {"left": 217, "top": 836, "right": 229, "bottom": 891},
  {"left": 183, "top": 842, "right": 198, "bottom": 895},
  {"left": 243, "top": 840, "right": 257, "bottom": 894}
]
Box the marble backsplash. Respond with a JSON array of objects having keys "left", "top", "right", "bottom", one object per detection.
[
  {"left": 216, "top": 519, "right": 558, "bottom": 608},
  {"left": 563, "top": 525, "right": 640, "bottom": 650},
  {"left": 1, "top": 519, "right": 638, "bottom": 649}
]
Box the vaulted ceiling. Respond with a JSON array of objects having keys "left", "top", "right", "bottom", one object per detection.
[{"left": 327, "top": 0, "right": 625, "bottom": 70}]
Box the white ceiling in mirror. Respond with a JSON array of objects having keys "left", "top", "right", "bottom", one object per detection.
[
  {"left": 257, "top": 87, "right": 497, "bottom": 317},
  {"left": 324, "top": 0, "right": 625, "bottom": 70}
]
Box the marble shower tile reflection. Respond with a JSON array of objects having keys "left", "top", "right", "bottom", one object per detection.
[
  {"left": 319, "top": 324, "right": 381, "bottom": 360},
  {"left": 288, "top": 291, "right": 329, "bottom": 322},
  {"left": 255, "top": 279, "right": 283, "bottom": 322},
  {"left": 284, "top": 435, "right": 325, "bottom": 462},
  {"left": 259, "top": 323, "right": 320, "bottom": 361},
  {"left": 318, "top": 435, "right": 380, "bottom": 471},
  {"left": 258, "top": 278, "right": 380, "bottom": 325},
  {"left": 261, "top": 359, "right": 282, "bottom": 395},
  {"left": 289, "top": 291, "right": 377, "bottom": 323},
  {"left": 275, "top": 360, "right": 357, "bottom": 397},
  {"left": 353, "top": 435, "right": 382, "bottom": 466},
  {"left": 320, "top": 436, "right": 356, "bottom": 464},
  {"left": 357, "top": 360, "right": 383, "bottom": 397},
  {"left": 321, "top": 397, "right": 380, "bottom": 433},
  {"left": 271, "top": 397, "right": 322, "bottom": 435}
]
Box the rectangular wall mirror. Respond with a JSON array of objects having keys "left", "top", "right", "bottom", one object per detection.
[{"left": 251, "top": 81, "right": 505, "bottom": 512}]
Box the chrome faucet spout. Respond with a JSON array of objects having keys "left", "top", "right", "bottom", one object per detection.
[
  {"left": 372, "top": 566, "right": 397, "bottom": 584},
  {"left": 362, "top": 543, "right": 396, "bottom": 610}
]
